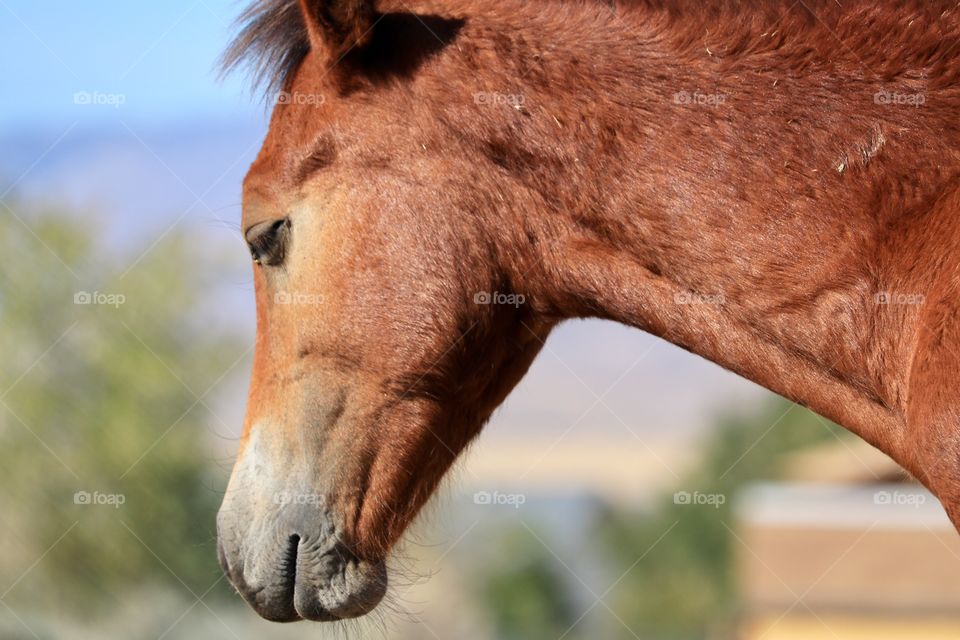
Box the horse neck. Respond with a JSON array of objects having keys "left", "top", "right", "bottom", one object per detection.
[{"left": 488, "top": 11, "right": 949, "bottom": 457}]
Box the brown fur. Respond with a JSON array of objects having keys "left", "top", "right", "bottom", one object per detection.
[{"left": 220, "top": 0, "right": 960, "bottom": 620}]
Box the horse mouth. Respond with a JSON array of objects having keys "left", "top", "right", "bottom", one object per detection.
[
  {"left": 216, "top": 513, "right": 388, "bottom": 622},
  {"left": 290, "top": 539, "right": 388, "bottom": 622}
]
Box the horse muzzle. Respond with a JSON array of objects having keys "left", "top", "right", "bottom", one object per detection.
[{"left": 216, "top": 430, "right": 386, "bottom": 622}]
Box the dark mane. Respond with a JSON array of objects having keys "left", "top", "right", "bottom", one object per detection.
[
  {"left": 220, "top": 0, "right": 309, "bottom": 95},
  {"left": 222, "top": 0, "right": 960, "bottom": 97}
]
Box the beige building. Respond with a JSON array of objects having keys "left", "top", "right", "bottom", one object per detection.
[{"left": 736, "top": 440, "right": 960, "bottom": 640}]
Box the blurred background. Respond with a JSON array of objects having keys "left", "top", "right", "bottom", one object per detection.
[{"left": 3, "top": 2, "right": 960, "bottom": 639}]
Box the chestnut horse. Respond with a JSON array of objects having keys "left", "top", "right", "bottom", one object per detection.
[{"left": 216, "top": 0, "right": 960, "bottom": 622}]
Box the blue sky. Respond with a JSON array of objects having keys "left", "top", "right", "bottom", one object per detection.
[
  {"left": 1, "top": 0, "right": 257, "bottom": 130},
  {"left": 0, "top": 0, "right": 268, "bottom": 250}
]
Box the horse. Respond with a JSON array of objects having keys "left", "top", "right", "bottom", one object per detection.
[{"left": 215, "top": 0, "right": 960, "bottom": 623}]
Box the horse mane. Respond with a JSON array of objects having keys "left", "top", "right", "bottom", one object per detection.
[
  {"left": 222, "top": 0, "right": 960, "bottom": 97},
  {"left": 220, "top": 0, "right": 310, "bottom": 95}
]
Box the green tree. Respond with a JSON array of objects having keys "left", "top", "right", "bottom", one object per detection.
[
  {"left": 0, "top": 202, "right": 244, "bottom": 617},
  {"left": 476, "top": 528, "right": 579, "bottom": 640}
]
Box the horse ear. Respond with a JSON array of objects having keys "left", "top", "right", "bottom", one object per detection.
[{"left": 297, "top": 0, "right": 377, "bottom": 64}]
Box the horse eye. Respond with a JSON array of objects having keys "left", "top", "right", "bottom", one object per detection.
[{"left": 245, "top": 218, "right": 290, "bottom": 266}]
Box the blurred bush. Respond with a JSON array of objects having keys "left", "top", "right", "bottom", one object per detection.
[
  {"left": 0, "top": 202, "right": 242, "bottom": 617},
  {"left": 477, "top": 528, "right": 578, "bottom": 640}
]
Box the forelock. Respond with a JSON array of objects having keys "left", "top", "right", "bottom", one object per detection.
[{"left": 220, "top": 0, "right": 311, "bottom": 97}]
